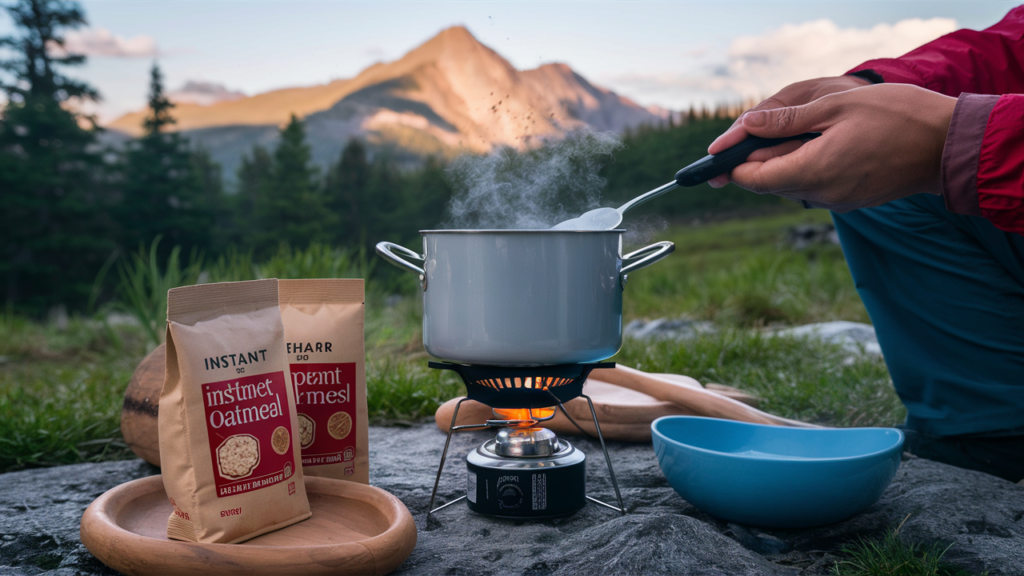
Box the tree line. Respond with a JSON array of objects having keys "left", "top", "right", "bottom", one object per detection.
[{"left": 1, "top": 0, "right": 784, "bottom": 316}]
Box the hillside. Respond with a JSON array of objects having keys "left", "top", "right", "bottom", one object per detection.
[{"left": 107, "top": 26, "right": 661, "bottom": 178}]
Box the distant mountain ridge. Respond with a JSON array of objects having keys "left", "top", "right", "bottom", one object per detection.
[{"left": 107, "top": 26, "right": 661, "bottom": 178}]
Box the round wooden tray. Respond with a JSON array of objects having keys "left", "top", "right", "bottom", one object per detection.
[{"left": 80, "top": 475, "right": 416, "bottom": 576}]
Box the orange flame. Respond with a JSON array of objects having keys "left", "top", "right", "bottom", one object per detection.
[{"left": 493, "top": 407, "right": 555, "bottom": 426}]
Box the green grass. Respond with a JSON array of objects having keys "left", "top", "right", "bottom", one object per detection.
[
  {"left": 114, "top": 240, "right": 373, "bottom": 348},
  {"left": 0, "top": 212, "right": 903, "bottom": 472},
  {"left": 0, "top": 315, "right": 147, "bottom": 471},
  {"left": 832, "top": 519, "right": 974, "bottom": 576},
  {"left": 616, "top": 331, "right": 903, "bottom": 428},
  {"left": 623, "top": 210, "right": 867, "bottom": 326},
  {"left": 113, "top": 239, "right": 202, "bottom": 345}
]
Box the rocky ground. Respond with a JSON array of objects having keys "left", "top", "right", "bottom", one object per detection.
[{"left": 2, "top": 424, "right": 1023, "bottom": 575}]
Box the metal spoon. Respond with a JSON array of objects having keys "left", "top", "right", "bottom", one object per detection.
[{"left": 551, "top": 133, "right": 821, "bottom": 230}]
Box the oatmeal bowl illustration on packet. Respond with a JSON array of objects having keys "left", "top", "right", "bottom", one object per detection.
[
  {"left": 328, "top": 412, "right": 352, "bottom": 440},
  {"left": 217, "top": 434, "right": 261, "bottom": 479},
  {"left": 298, "top": 414, "right": 315, "bottom": 449},
  {"left": 271, "top": 426, "right": 291, "bottom": 455}
]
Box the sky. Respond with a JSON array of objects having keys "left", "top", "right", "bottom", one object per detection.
[{"left": 0, "top": 1, "right": 1014, "bottom": 123}]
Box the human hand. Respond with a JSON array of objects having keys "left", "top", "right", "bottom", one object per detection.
[
  {"left": 710, "top": 84, "right": 957, "bottom": 212},
  {"left": 707, "top": 75, "right": 870, "bottom": 187}
]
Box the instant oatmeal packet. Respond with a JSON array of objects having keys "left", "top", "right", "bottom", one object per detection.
[
  {"left": 279, "top": 279, "right": 368, "bottom": 483},
  {"left": 161, "top": 279, "right": 311, "bottom": 543}
]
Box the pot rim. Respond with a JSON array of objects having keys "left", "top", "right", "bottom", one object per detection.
[{"left": 419, "top": 229, "right": 626, "bottom": 234}]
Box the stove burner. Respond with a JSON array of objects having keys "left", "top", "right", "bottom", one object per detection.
[
  {"left": 425, "top": 362, "right": 625, "bottom": 523},
  {"left": 494, "top": 427, "right": 559, "bottom": 457},
  {"left": 486, "top": 406, "right": 556, "bottom": 428}
]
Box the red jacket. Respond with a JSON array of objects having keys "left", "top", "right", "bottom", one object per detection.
[{"left": 848, "top": 7, "right": 1024, "bottom": 235}]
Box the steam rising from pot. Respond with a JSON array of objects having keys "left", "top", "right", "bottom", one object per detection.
[{"left": 444, "top": 131, "right": 622, "bottom": 229}]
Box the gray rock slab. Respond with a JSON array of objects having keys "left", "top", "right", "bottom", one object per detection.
[
  {"left": 0, "top": 460, "right": 158, "bottom": 576},
  {"left": 623, "top": 318, "right": 716, "bottom": 341},
  {"left": 774, "top": 321, "right": 882, "bottom": 357},
  {"left": 3, "top": 425, "right": 1023, "bottom": 575},
  {"left": 786, "top": 224, "right": 840, "bottom": 250}
]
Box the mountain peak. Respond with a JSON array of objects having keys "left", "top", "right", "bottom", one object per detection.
[
  {"left": 105, "top": 24, "right": 660, "bottom": 179},
  {"left": 434, "top": 24, "right": 476, "bottom": 43},
  {"left": 397, "top": 24, "right": 502, "bottom": 70},
  {"left": 408, "top": 24, "right": 483, "bottom": 57},
  {"left": 538, "top": 62, "right": 573, "bottom": 73}
]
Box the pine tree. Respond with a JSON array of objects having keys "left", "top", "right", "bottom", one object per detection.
[
  {"left": 117, "top": 63, "right": 216, "bottom": 257},
  {"left": 406, "top": 154, "right": 452, "bottom": 234},
  {"left": 0, "top": 0, "right": 112, "bottom": 313},
  {"left": 364, "top": 152, "right": 402, "bottom": 239},
  {"left": 323, "top": 138, "right": 370, "bottom": 247},
  {"left": 236, "top": 144, "right": 271, "bottom": 221},
  {"left": 143, "top": 63, "right": 175, "bottom": 134},
  {"left": 250, "top": 114, "right": 334, "bottom": 254},
  {"left": 189, "top": 145, "right": 225, "bottom": 251}
]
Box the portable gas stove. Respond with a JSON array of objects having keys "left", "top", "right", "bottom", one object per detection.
[{"left": 425, "top": 361, "right": 625, "bottom": 521}]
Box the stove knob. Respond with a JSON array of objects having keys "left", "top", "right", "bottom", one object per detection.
[{"left": 497, "top": 483, "right": 523, "bottom": 510}]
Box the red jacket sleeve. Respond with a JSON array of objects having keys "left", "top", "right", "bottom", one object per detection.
[{"left": 848, "top": 7, "right": 1024, "bottom": 235}]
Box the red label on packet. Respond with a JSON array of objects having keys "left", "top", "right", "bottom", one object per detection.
[
  {"left": 202, "top": 371, "right": 295, "bottom": 498},
  {"left": 291, "top": 362, "right": 357, "bottom": 467}
]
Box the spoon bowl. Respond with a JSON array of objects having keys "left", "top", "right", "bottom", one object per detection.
[{"left": 550, "top": 207, "right": 622, "bottom": 231}]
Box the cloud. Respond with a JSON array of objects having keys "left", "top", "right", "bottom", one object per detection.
[
  {"left": 362, "top": 46, "right": 387, "bottom": 60},
  {"left": 604, "top": 17, "right": 957, "bottom": 108},
  {"left": 56, "top": 28, "right": 158, "bottom": 58},
  {"left": 168, "top": 81, "right": 246, "bottom": 106},
  {"left": 725, "top": 17, "right": 957, "bottom": 95}
]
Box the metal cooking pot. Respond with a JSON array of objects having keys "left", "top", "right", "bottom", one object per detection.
[{"left": 376, "top": 230, "right": 674, "bottom": 366}]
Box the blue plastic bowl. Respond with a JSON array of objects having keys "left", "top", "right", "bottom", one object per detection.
[{"left": 651, "top": 416, "right": 904, "bottom": 528}]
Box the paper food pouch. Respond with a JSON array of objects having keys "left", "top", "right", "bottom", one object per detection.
[
  {"left": 160, "top": 279, "right": 311, "bottom": 543},
  {"left": 279, "top": 279, "right": 368, "bottom": 483}
]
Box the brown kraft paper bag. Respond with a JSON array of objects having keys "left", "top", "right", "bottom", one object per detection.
[
  {"left": 161, "top": 279, "right": 311, "bottom": 543},
  {"left": 279, "top": 279, "right": 368, "bottom": 483}
]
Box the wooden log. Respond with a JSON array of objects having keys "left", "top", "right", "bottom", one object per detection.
[{"left": 121, "top": 343, "right": 164, "bottom": 467}]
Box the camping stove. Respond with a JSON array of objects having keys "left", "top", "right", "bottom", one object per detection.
[{"left": 425, "top": 361, "right": 625, "bottom": 521}]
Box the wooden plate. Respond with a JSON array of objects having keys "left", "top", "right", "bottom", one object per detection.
[{"left": 80, "top": 476, "right": 416, "bottom": 576}]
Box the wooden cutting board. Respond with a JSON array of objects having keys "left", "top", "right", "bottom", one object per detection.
[{"left": 80, "top": 475, "right": 416, "bottom": 576}]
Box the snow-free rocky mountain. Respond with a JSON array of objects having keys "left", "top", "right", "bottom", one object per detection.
[{"left": 106, "top": 26, "right": 661, "bottom": 177}]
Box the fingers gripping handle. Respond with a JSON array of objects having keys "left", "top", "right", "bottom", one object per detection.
[
  {"left": 675, "top": 133, "right": 822, "bottom": 187},
  {"left": 375, "top": 241, "right": 427, "bottom": 291}
]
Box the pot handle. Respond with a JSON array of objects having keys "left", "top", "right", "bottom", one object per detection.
[
  {"left": 621, "top": 241, "right": 675, "bottom": 276},
  {"left": 376, "top": 241, "right": 427, "bottom": 290}
]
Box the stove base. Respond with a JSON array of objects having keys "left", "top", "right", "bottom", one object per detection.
[
  {"left": 426, "top": 393, "right": 625, "bottom": 525},
  {"left": 466, "top": 439, "right": 586, "bottom": 518}
]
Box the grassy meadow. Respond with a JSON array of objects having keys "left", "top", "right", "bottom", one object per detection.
[{"left": 0, "top": 209, "right": 905, "bottom": 472}]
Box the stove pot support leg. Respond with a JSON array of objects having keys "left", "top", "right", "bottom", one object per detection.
[
  {"left": 584, "top": 394, "right": 626, "bottom": 514},
  {"left": 427, "top": 397, "right": 468, "bottom": 524},
  {"left": 550, "top": 392, "right": 626, "bottom": 514}
]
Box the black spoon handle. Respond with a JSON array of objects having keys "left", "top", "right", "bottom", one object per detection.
[{"left": 674, "top": 132, "right": 822, "bottom": 187}]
